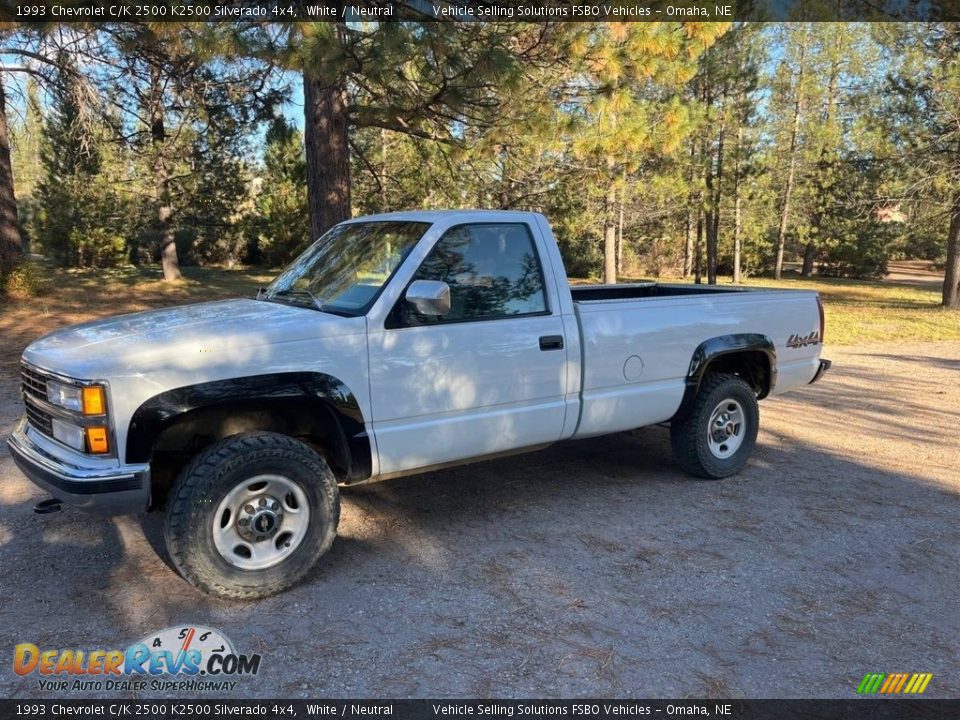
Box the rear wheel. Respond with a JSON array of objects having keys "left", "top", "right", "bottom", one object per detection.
[
  {"left": 164, "top": 432, "right": 339, "bottom": 599},
  {"left": 670, "top": 373, "right": 759, "bottom": 479}
]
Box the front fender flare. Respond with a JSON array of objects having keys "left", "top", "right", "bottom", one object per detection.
[{"left": 125, "top": 372, "right": 371, "bottom": 481}]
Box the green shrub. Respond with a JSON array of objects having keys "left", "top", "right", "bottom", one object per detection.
[
  {"left": 2, "top": 261, "right": 49, "bottom": 299},
  {"left": 69, "top": 228, "right": 128, "bottom": 268},
  {"left": 250, "top": 177, "right": 310, "bottom": 267},
  {"left": 818, "top": 219, "right": 894, "bottom": 279}
]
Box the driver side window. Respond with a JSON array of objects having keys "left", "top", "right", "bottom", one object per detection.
[{"left": 398, "top": 223, "right": 548, "bottom": 326}]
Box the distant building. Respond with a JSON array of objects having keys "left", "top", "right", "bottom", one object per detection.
[{"left": 875, "top": 204, "right": 906, "bottom": 223}]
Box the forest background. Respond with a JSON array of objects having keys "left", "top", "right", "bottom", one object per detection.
[{"left": 1, "top": 21, "right": 958, "bottom": 309}]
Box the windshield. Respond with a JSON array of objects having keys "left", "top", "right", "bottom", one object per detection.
[{"left": 263, "top": 221, "right": 431, "bottom": 316}]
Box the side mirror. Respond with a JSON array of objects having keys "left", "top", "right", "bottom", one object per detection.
[{"left": 406, "top": 280, "right": 451, "bottom": 316}]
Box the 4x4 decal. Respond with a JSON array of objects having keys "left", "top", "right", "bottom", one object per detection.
[{"left": 786, "top": 331, "right": 821, "bottom": 348}]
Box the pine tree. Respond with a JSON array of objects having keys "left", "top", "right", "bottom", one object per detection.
[
  {"left": 771, "top": 24, "right": 811, "bottom": 280},
  {"left": 251, "top": 116, "right": 310, "bottom": 266},
  {"left": 1, "top": 27, "right": 100, "bottom": 285},
  {"left": 80, "top": 23, "right": 278, "bottom": 279},
  {"left": 9, "top": 78, "right": 43, "bottom": 250},
  {"left": 35, "top": 54, "right": 103, "bottom": 266},
  {"left": 876, "top": 23, "right": 960, "bottom": 307},
  {"left": 241, "top": 22, "right": 566, "bottom": 242},
  {"left": 565, "top": 23, "right": 729, "bottom": 283},
  {"left": 693, "top": 23, "right": 763, "bottom": 284},
  {"left": 0, "top": 73, "right": 24, "bottom": 286}
]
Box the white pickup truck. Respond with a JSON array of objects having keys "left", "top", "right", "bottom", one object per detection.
[{"left": 8, "top": 210, "right": 829, "bottom": 598}]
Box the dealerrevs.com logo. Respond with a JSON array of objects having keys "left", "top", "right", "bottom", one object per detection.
[{"left": 13, "top": 625, "right": 261, "bottom": 693}]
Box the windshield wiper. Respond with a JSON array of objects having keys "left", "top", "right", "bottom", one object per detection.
[
  {"left": 271, "top": 289, "right": 359, "bottom": 317},
  {"left": 259, "top": 288, "right": 356, "bottom": 317},
  {"left": 270, "top": 288, "right": 322, "bottom": 310}
]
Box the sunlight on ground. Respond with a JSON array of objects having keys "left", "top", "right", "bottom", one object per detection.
[{"left": 0, "top": 462, "right": 37, "bottom": 507}]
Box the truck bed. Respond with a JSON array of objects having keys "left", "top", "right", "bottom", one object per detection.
[
  {"left": 567, "top": 281, "right": 822, "bottom": 440},
  {"left": 570, "top": 282, "right": 750, "bottom": 303}
]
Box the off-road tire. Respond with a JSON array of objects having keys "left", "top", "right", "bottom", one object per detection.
[
  {"left": 164, "top": 432, "right": 339, "bottom": 599},
  {"left": 670, "top": 373, "right": 759, "bottom": 479}
]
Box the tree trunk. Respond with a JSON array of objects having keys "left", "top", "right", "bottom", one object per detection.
[
  {"left": 380, "top": 128, "right": 388, "bottom": 213},
  {"left": 733, "top": 124, "right": 743, "bottom": 284},
  {"left": 706, "top": 122, "right": 725, "bottom": 286},
  {"left": 801, "top": 242, "right": 817, "bottom": 276},
  {"left": 695, "top": 205, "right": 704, "bottom": 285},
  {"left": 157, "top": 201, "right": 178, "bottom": 280},
  {"left": 704, "top": 148, "right": 716, "bottom": 285},
  {"left": 693, "top": 127, "right": 705, "bottom": 285},
  {"left": 774, "top": 125, "right": 800, "bottom": 279},
  {"left": 617, "top": 172, "right": 625, "bottom": 276},
  {"left": 303, "top": 58, "right": 351, "bottom": 242},
  {"left": 0, "top": 75, "right": 23, "bottom": 284},
  {"left": 774, "top": 33, "right": 807, "bottom": 281},
  {"left": 149, "top": 65, "right": 180, "bottom": 282},
  {"left": 683, "top": 137, "right": 696, "bottom": 277},
  {"left": 944, "top": 189, "right": 960, "bottom": 308},
  {"left": 498, "top": 144, "right": 510, "bottom": 209},
  {"left": 603, "top": 168, "right": 617, "bottom": 284}
]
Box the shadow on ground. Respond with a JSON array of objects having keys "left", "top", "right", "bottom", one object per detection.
[{"left": 1, "top": 404, "right": 958, "bottom": 698}]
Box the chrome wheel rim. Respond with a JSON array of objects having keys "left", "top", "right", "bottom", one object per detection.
[
  {"left": 706, "top": 398, "right": 745, "bottom": 460},
  {"left": 213, "top": 474, "right": 309, "bottom": 570}
]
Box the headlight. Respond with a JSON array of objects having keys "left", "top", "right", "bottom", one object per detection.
[
  {"left": 49, "top": 419, "right": 110, "bottom": 454},
  {"left": 51, "top": 418, "right": 85, "bottom": 451},
  {"left": 47, "top": 381, "right": 106, "bottom": 415},
  {"left": 47, "top": 380, "right": 82, "bottom": 412}
]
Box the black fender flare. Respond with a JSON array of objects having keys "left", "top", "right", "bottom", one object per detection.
[
  {"left": 673, "top": 334, "right": 776, "bottom": 420},
  {"left": 125, "top": 372, "right": 371, "bottom": 481}
]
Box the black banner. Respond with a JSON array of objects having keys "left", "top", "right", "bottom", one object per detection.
[
  {"left": 4, "top": 0, "right": 960, "bottom": 23},
  {"left": 0, "top": 700, "right": 958, "bottom": 720}
]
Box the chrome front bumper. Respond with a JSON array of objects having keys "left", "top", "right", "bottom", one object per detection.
[{"left": 7, "top": 417, "right": 150, "bottom": 514}]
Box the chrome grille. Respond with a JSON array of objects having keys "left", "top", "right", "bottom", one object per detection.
[
  {"left": 24, "top": 400, "right": 54, "bottom": 438},
  {"left": 21, "top": 363, "right": 54, "bottom": 439},
  {"left": 20, "top": 363, "right": 48, "bottom": 402}
]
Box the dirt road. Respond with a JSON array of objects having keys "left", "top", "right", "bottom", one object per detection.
[{"left": 0, "top": 341, "right": 958, "bottom": 699}]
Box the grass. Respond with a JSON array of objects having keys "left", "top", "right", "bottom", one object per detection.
[
  {"left": 708, "top": 275, "right": 958, "bottom": 346},
  {"left": 2, "top": 262, "right": 958, "bottom": 352},
  {"left": 4, "top": 262, "right": 273, "bottom": 313},
  {"left": 42, "top": 262, "right": 273, "bottom": 303}
]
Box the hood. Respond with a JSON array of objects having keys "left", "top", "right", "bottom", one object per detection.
[{"left": 22, "top": 298, "right": 364, "bottom": 380}]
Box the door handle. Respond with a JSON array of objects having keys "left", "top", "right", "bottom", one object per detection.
[{"left": 539, "top": 335, "right": 564, "bottom": 351}]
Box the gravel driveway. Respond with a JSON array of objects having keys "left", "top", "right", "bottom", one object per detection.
[{"left": 0, "top": 341, "right": 958, "bottom": 699}]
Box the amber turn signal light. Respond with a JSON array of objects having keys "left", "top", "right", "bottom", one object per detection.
[
  {"left": 86, "top": 427, "right": 110, "bottom": 454},
  {"left": 82, "top": 386, "right": 105, "bottom": 415}
]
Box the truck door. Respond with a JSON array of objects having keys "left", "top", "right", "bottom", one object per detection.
[{"left": 367, "top": 222, "right": 569, "bottom": 476}]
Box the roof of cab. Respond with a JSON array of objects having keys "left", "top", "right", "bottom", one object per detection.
[{"left": 341, "top": 209, "right": 542, "bottom": 224}]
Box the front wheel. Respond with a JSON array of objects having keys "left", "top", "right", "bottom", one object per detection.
[
  {"left": 670, "top": 373, "right": 759, "bottom": 479},
  {"left": 164, "top": 432, "right": 339, "bottom": 599}
]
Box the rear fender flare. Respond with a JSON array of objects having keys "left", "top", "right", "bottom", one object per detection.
[{"left": 673, "top": 334, "right": 776, "bottom": 420}]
